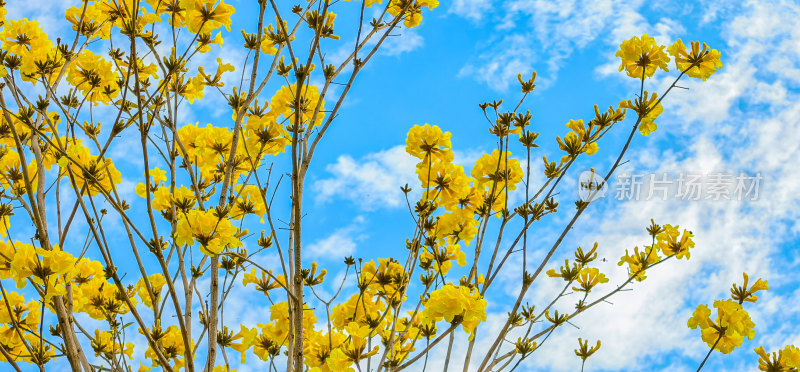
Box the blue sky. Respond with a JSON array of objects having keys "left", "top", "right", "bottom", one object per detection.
[{"left": 4, "top": 0, "right": 800, "bottom": 371}]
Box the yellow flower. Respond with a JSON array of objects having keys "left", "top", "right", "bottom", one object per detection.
[
  {"left": 557, "top": 119, "right": 600, "bottom": 161},
  {"left": 731, "top": 272, "right": 769, "bottom": 303},
  {"left": 416, "top": 159, "right": 471, "bottom": 208},
  {"left": 656, "top": 224, "right": 694, "bottom": 259},
  {"left": 115, "top": 56, "right": 159, "bottom": 81},
  {"left": 92, "top": 330, "right": 134, "bottom": 359},
  {"left": 456, "top": 186, "right": 485, "bottom": 214},
  {"left": 573, "top": 267, "right": 609, "bottom": 293},
  {"left": 65, "top": 2, "right": 113, "bottom": 39},
  {"left": 331, "top": 293, "right": 385, "bottom": 331},
  {"left": 231, "top": 184, "right": 267, "bottom": 221},
  {"left": 197, "top": 58, "right": 235, "bottom": 88},
  {"left": 242, "top": 268, "right": 285, "bottom": 295},
  {"left": 306, "top": 10, "right": 340, "bottom": 40},
  {"left": 252, "top": 333, "right": 279, "bottom": 361},
  {"left": 174, "top": 209, "right": 242, "bottom": 256},
  {"left": 754, "top": 345, "right": 795, "bottom": 371},
  {"left": 667, "top": 39, "right": 723, "bottom": 81},
  {"left": 0, "top": 148, "right": 42, "bottom": 196},
  {"left": 405, "top": 124, "right": 454, "bottom": 162},
  {"left": 9, "top": 244, "right": 75, "bottom": 293},
  {"left": 304, "top": 330, "right": 348, "bottom": 369},
  {"left": 574, "top": 338, "right": 601, "bottom": 361},
  {"left": 547, "top": 259, "right": 581, "bottom": 282},
  {"left": 620, "top": 91, "right": 663, "bottom": 136},
  {"left": 435, "top": 209, "right": 479, "bottom": 245},
  {"left": 0, "top": 19, "right": 52, "bottom": 56},
  {"left": 0, "top": 292, "right": 40, "bottom": 329},
  {"left": 471, "top": 149, "right": 523, "bottom": 192},
  {"left": 359, "top": 258, "right": 407, "bottom": 300},
  {"left": 57, "top": 140, "right": 123, "bottom": 196},
  {"left": 260, "top": 19, "right": 295, "bottom": 54},
  {"left": 326, "top": 348, "right": 354, "bottom": 371},
  {"left": 183, "top": 0, "right": 235, "bottom": 34},
  {"left": 420, "top": 243, "right": 466, "bottom": 275},
  {"left": 687, "top": 299, "right": 755, "bottom": 354},
  {"left": 69, "top": 258, "right": 105, "bottom": 285},
  {"left": 136, "top": 273, "right": 167, "bottom": 309},
  {"left": 784, "top": 345, "right": 800, "bottom": 368},
  {"left": 421, "top": 284, "right": 486, "bottom": 340},
  {"left": 616, "top": 34, "right": 670, "bottom": 79},
  {"left": 142, "top": 325, "right": 187, "bottom": 369},
  {"left": 146, "top": 0, "right": 187, "bottom": 26},
  {"left": 388, "top": 0, "right": 439, "bottom": 28},
  {"left": 617, "top": 245, "right": 660, "bottom": 281},
  {"left": 230, "top": 325, "right": 258, "bottom": 363},
  {"left": 71, "top": 272, "right": 135, "bottom": 320},
  {"left": 269, "top": 83, "right": 326, "bottom": 127},
  {"left": 243, "top": 114, "right": 291, "bottom": 157},
  {"left": 197, "top": 31, "right": 224, "bottom": 52},
  {"left": 66, "top": 49, "right": 120, "bottom": 104},
  {"left": 179, "top": 73, "right": 207, "bottom": 104}
]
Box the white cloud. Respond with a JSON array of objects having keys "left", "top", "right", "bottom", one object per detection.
[
  {"left": 459, "top": 0, "right": 647, "bottom": 91},
  {"left": 312, "top": 145, "right": 418, "bottom": 210},
  {"left": 450, "top": 0, "right": 493, "bottom": 21},
  {"left": 381, "top": 28, "right": 425, "bottom": 56},
  {"left": 4, "top": 0, "right": 72, "bottom": 36},
  {"left": 306, "top": 216, "right": 366, "bottom": 259}
]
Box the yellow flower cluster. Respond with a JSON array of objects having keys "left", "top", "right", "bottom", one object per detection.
[
  {"left": 616, "top": 34, "right": 670, "bottom": 79},
  {"left": 0, "top": 291, "right": 51, "bottom": 364},
  {"left": 174, "top": 209, "right": 242, "bottom": 256},
  {"left": 70, "top": 258, "right": 135, "bottom": 320},
  {"left": 406, "top": 123, "right": 522, "bottom": 281},
  {"left": 0, "top": 19, "right": 57, "bottom": 82},
  {"left": 0, "top": 239, "right": 138, "bottom": 365},
  {"left": 687, "top": 273, "right": 768, "bottom": 354},
  {"left": 655, "top": 224, "right": 695, "bottom": 259},
  {"left": 547, "top": 243, "right": 608, "bottom": 293},
  {"left": 91, "top": 329, "right": 134, "bottom": 360},
  {"left": 421, "top": 283, "right": 487, "bottom": 340},
  {"left": 619, "top": 91, "right": 663, "bottom": 136},
  {"left": 65, "top": 49, "right": 120, "bottom": 104},
  {"left": 688, "top": 299, "right": 756, "bottom": 354},
  {"left": 388, "top": 0, "right": 439, "bottom": 28},
  {"left": 135, "top": 273, "right": 167, "bottom": 310},
  {"left": 471, "top": 149, "right": 524, "bottom": 208},
  {"left": 668, "top": 39, "right": 723, "bottom": 81},
  {"left": 235, "top": 258, "right": 427, "bottom": 369},
  {"left": 183, "top": 0, "right": 235, "bottom": 34},
  {"left": 270, "top": 83, "right": 326, "bottom": 129},
  {"left": 344, "top": 0, "right": 438, "bottom": 28},
  {"left": 57, "top": 139, "right": 123, "bottom": 197},
  {"left": 754, "top": 345, "right": 800, "bottom": 371},
  {"left": 141, "top": 325, "right": 189, "bottom": 370},
  {"left": 618, "top": 222, "right": 694, "bottom": 281},
  {"left": 616, "top": 34, "right": 722, "bottom": 81}
]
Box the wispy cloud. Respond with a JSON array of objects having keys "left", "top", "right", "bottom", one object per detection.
[
  {"left": 382, "top": 27, "right": 425, "bottom": 56},
  {"left": 449, "top": 0, "right": 494, "bottom": 21},
  {"left": 459, "top": 0, "right": 648, "bottom": 91},
  {"left": 306, "top": 216, "right": 366, "bottom": 259},
  {"left": 312, "top": 145, "right": 418, "bottom": 210}
]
